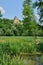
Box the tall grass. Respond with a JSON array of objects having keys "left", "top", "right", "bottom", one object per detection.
[{"left": 0, "top": 36, "right": 43, "bottom": 65}]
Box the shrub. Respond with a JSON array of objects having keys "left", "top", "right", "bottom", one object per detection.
[{"left": 36, "top": 42, "right": 43, "bottom": 52}]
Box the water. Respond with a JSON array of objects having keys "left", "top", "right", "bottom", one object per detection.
[{"left": 21, "top": 55, "right": 43, "bottom": 65}]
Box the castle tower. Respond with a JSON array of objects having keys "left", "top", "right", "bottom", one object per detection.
[
  {"left": 13, "top": 16, "right": 20, "bottom": 24},
  {"left": 13, "top": 16, "right": 23, "bottom": 25}
]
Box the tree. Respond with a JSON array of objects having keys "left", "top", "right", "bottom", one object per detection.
[
  {"left": 22, "top": 0, "right": 38, "bottom": 36},
  {"left": 12, "top": 23, "right": 24, "bottom": 36},
  {"left": 0, "top": 18, "right": 14, "bottom": 36},
  {"left": 22, "top": 0, "right": 32, "bottom": 35},
  {"left": 5, "top": 29, "right": 14, "bottom": 36},
  {"left": 33, "top": 0, "right": 43, "bottom": 24},
  {"left": 0, "top": 10, "right": 2, "bottom": 17}
]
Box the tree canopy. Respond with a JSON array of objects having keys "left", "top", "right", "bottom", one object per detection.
[
  {"left": 33, "top": 0, "right": 43, "bottom": 24},
  {"left": 0, "top": 0, "right": 43, "bottom": 36}
]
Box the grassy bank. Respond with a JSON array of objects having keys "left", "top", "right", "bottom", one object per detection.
[
  {"left": 0, "top": 36, "right": 43, "bottom": 54},
  {"left": 0, "top": 36, "right": 43, "bottom": 65}
]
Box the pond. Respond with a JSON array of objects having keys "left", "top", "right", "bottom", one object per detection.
[{"left": 21, "top": 54, "right": 43, "bottom": 65}]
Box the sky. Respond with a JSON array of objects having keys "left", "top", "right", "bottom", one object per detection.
[{"left": 0, "top": 0, "right": 35, "bottom": 20}]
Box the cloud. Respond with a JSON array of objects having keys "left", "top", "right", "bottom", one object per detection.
[{"left": 0, "top": 6, "right": 5, "bottom": 15}]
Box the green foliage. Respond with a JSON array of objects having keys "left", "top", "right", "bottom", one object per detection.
[
  {"left": 0, "top": 18, "right": 24, "bottom": 36},
  {"left": 0, "top": 17, "right": 43, "bottom": 36},
  {"left": 0, "top": 37, "right": 43, "bottom": 64},
  {"left": 12, "top": 24, "right": 24, "bottom": 36},
  {"left": 33, "top": 0, "right": 43, "bottom": 23},
  {"left": 0, "top": 18, "right": 14, "bottom": 36},
  {"left": 5, "top": 29, "right": 14, "bottom": 36},
  {"left": 37, "top": 42, "right": 43, "bottom": 52},
  {"left": 0, "top": 11, "right": 2, "bottom": 17},
  {"left": 23, "top": 0, "right": 33, "bottom": 25},
  {"left": 0, "top": 37, "right": 43, "bottom": 54},
  {"left": 22, "top": 0, "right": 39, "bottom": 36},
  {"left": 0, "top": 1, "right": 43, "bottom": 36}
]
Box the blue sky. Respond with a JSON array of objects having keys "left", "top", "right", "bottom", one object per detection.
[{"left": 0, "top": 0, "right": 35, "bottom": 20}]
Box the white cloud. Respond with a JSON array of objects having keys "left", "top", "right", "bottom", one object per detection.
[{"left": 0, "top": 6, "right": 5, "bottom": 15}]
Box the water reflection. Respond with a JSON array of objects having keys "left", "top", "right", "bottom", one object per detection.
[{"left": 21, "top": 55, "right": 43, "bottom": 65}]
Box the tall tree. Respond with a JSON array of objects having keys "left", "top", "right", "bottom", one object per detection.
[
  {"left": 23, "top": 0, "right": 32, "bottom": 34},
  {"left": 22, "top": 0, "right": 38, "bottom": 36},
  {"left": 33, "top": 0, "right": 43, "bottom": 24}
]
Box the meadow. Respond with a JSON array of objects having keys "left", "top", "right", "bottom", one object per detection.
[
  {"left": 0, "top": 36, "right": 43, "bottom": 65},
  {"left": 0, "top": 36, "right": 43, "bottom": 54}
]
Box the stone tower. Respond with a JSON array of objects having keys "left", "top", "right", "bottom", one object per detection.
[
  {"left": 13, "top": 16, "right": 20, "bottom": 24},
  {"left": 13, "top": 16, "right": 23, "bottom": 25}
]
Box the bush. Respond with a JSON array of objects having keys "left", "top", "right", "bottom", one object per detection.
[
  {"left": 5, "top": 29, "right": 14, "bottom": 36},
  {"left": 36, "top": 42, "right": 43, "bottom": 52}
]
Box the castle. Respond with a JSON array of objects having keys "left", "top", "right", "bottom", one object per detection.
[{"left": 13, "top": 16, "right": 23, "bottom": 25}]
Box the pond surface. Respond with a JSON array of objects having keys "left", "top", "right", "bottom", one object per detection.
[{"left": 21, "top": 55, "right": 43, "bottom": 65}]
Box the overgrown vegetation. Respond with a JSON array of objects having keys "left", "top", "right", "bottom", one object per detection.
[
  {"left": 0, "top": 18, "right": 43, "bottom": 36},
  {"left": 0, "top": 0, "right": 43, "bottom": 65},
  {"left": 0, "top": 37, "right": 43, "bottom": 65},
  {"left": 33, "top": 0, "right": 43, "bottom": 23},
  {"left": 0, "top": 0, "right": 43, "bottom": 36},
  {"left": 0, "top": 37, "right": 43, "bottom": 55}
]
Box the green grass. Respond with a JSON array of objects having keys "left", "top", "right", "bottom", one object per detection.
[
  {"left": 0, "top": 36, "right": 43, "bottom": 54},
  {"left": 0, "top": 36, "right": 43, "bottom": 55},
  {"left": 0, "top": 36, "right": 43, "bottom": 65},
  {"left": 0, "top": 36, "right": 43, "bottom": 44}
]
